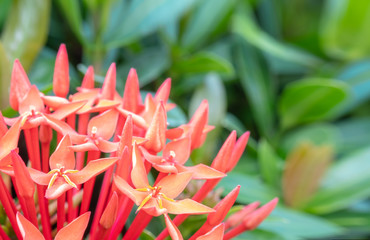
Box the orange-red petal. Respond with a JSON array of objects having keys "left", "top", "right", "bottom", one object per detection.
[
  {"left": 16, "top": 212, "right": 45, "bottom": 240},
  {"left": 54, "top": 212, "right": 90, "bottom": 240}
]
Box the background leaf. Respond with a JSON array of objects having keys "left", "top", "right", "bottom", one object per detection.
[
  {"left": 320, "top": 0, "right": 370, "bottom": 60},
  {"left": 279, "top": 78, "right": 350, "bottom": 129}
]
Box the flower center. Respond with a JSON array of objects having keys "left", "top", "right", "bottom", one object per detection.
[
  {"left": 135, "top": 185, "right": 175, "bottom": 212},
  {"left": 47, "top": 167, "right": 79, "bottom": 189},
  {"left": 161, "top": 150, "right": 176, "bottom": 165}
]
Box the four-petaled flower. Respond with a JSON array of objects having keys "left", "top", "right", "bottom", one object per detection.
[{"left": 28, "top": 135, "right": 117, "bottom": 199}]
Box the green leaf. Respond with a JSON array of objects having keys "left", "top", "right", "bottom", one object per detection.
[
  {"left": 232, "top": 3, "right": 322, "bottom": 68},
  {"left": 116, "top": 47, "right": 170, "bottom": 92},
  {"left": 320, "top": 0, "right": 370, "bottom": 60},
  {"left": 258, "top": 139, "right": 282, "bottom": 189},
  {"left": 305, "top": 147, "right": 370, "bottom": 214},
  {"left": 1, "top": 0, "right": 50, "bottom": 71},
  {"left": 221, "top": 113, "right": 247, "bottom": 136},
  {"left": 0, "top": 0, "right": 11, "bottom": 28},
  {"left": 181, "top": 0, "right": 235, "bottom": 49},
  {"left": 279, "top": 78, "right": 350, "bottom": 129},
  {"left": 172, "top": 52, "right": 233, "bottom": 75},
  {"left": 219, "top": 172, "right": 278, "bottom": 204},
  {"left": 189, "top": 73, "right": 226, "bottom": 126},
  {"left": 56, "top": 0, "right": 86, "bottom": 44},
  {"left": 337, "top": 60, "right": 370, "bottom": 112},
  {"left": 139, "top": 230, "right": 155, "bottom": 240},
  {"left": 258, "top": 206, "right": 343, "bottom": 239},
  {"left": 336, "top": 117, "right": 370, "bottom": 154},
  {"left": 104, "top": 0, "right": 196, "bottom": 48},
  {"left": 234, "top": 38, "right": 275, "bottom": 138},
  {"left": 167, "top": 105, "right": 187, "bottom": 128}
]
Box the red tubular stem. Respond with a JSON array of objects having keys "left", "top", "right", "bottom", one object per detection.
[
  {"left": 37, "top": 185, "right": 52, "bottom": 240},
  {"left": 0, "top": 177, "right": 21, "bottom": 239},
  {"left": 41, "top": 142, "right": 50, "bottom": 173},
  {"left": 24, "top": 128, "right": 52, "bottom": 239},
  {"left": 109, "top": 198, "right": 134, "bottom": 240},
  {"left": 156, "top": 179, "right": 221, "bottom": 240},
  {"left": 80, "top": 150, "right": 101, "bottom": 214},
  {"left": 67, "top": 189, "right": 76, "bottom": 223},
  {"left": 90, "top": 117, "right": 124, "bottom": 238},
  {"left": 0, "top": 223, "right": 10, "bottom": 240},
  {"left": 122, "top": 211, "right": 153, "bottom": 240},
  {"left": 57, "top": 193, "right": 66, "bottom": 230},
  {"left": 90, "top": 165, "right": 114, "bottom": 237}
]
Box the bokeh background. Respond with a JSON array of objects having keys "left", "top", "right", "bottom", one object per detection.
[{"left": 1, "top": 0, "right": 370, "bottom": 239}]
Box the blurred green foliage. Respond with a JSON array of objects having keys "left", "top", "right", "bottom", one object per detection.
[{"left": 2, "top": 0, "right": 370, "bottom": 239}]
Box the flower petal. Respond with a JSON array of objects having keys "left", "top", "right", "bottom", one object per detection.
[
  {"left": 100, "top": 63, "right": 116, "bottom": 100},
  {"left": 99, "top": 192, "right": 118, "bottom": 229},
  {"left": 122, "top": 68, "right": 143, "bottom": 113},
  {"left": 116, "top": 107, "right": 148, "bottom": 129},
  {"left": 55, "top": 212, "right": 91, "bottom": 240},
  {"left": 177, "top": 164, "right": 226, "bottom": 180},
  {"left": 18, "top": 86, "right": 44, "bottom": 115},
  {"left": 158, "top": 172, "right": 193, "bottom": 199},
  {"left": 45, "top": 177, "right": 74, "bottom": 199},
  {"left": 163, "top": 199, "right": 214, "bottom": 215},
  {"left": 11, "top": 151, "right": 35, "bottom": 198},
  {"left": 50, "top": 100, "right": 86, "bottom": 120},
  {"left": 144, "top": 102, "right": 167, "bottom": 153},
  {"left": 97, "top": 139, "right": 119, "bottom": 153},
  {"left": 131, "top": 143, "right": 149, "bottom": 189},
  {"left": 9, "top": 59, "right": 31, "bottom": 111},
  {"left": 196, "top": 223, "right": 224, "bottom": 240},
  {"left": 87, "top": 109, "right": 119, "bottom": 140},
  {"left": 113, "top": 175, "right": 146, "bottom": 205},
  {"left": 163, "top": 137, "right": 190, "bottom": 165},
  {"left": 53, "top": 44, "right": 69, "bottom": 98},
  {"left": 50, "top": 135, "right": 75, "bottom": 170},
  {"left": 81, "top": 66, "right": 94, "bottom": 89},
  {"left": 154, "top": 78, "right": 171, "bottom": 104},
  {"left": 16, "top": 212, "right": 45, "bottom": 240},
  {"left": 28, "top": 168, "right": 52, "bottom": 185},
  {"left": 0, "top": 117, "right": 22, "bottom": 160},
  {"left": 69, "top": 142, "right": 100, "bottom": 152},
  {"left": 69, "top": 157, "right": 118, "bottom": 184},
  {"left": 164, "top": 214, "right": 183, "bottom": 240}
]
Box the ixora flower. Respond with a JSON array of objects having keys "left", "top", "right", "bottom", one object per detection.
[{"left": 0, "top": 44, "right": 277, "bottom": 240}]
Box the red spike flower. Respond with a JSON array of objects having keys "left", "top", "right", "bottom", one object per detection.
[{"left": 0, "top": 44, "right": 277, "bottom": 240}]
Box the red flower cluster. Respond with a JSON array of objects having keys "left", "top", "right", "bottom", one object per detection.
[{"left": 0, "top": 44, "right": 277, "bottom": 240}]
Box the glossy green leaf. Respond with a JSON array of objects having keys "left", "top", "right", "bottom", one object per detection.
[
  {"left": 104, "top": 0, "right": 196, "bottom": 48},
  {"left": 1, "top": 0, "right": 50, "bottom": 71},
  {"left": 337, "top": 60, "right": 370, "bottom": 112},
  {"left": 0, "top": 0, "right": 11, "bottom": 28},
  {"left": 189, "top": 73, "right": 226, "bottom": 126},
  {"left": 172, "top": 52, "right": 233, "bottom": 75},
  {"left": 56, "top": 0, "right": 86, "bottom": 44},
  {"left": 320, "top": 0, "right": 370, "bottom": 60},
  {"left": 335, "top": 117, "right": 370, "bottom": 154},
  {"left": 219, "top": 173, "right": 278, "bottom": 204},
  {"left": 234, "top": 38, "right": 275, "bottom": 138},
  {"left": 305, "top": 147, "right": 370, "bottom": 214},
  {"left": 258, "top": 206, "right": 343, "bottom": 239},
  {"left": 279, "top": 78, "right": 350, "bottom": 129},
  {"left": 117, "top": 47, "right": 170, "bottom": 92},
  {"left": 221, "top": 113, "right": 247, "bottom": 136},
  {"left": 181, "top": 0, "right": 235, "bottom": 49},
  {"left": 258, "top": 139, "right": 281, "bottom": 189},
  {"left": 232, "top": 3, "right": 321, "bottom": 68},
  {"left": 167, "top": 104, "right": 187, "bottom": 128}
]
